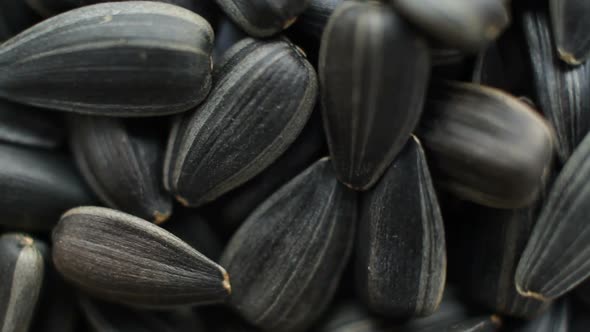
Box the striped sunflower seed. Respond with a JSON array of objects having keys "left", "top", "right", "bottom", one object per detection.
[
  {"left": 390, "top": 0, "right": 510, "bottom": 52},
  {"left": 0, "top": 98, "right": 63, "bottom": 149},
  {"left": 549, "top": 0, "right": 590, "bottom": 65},
  {"left": 0, "top": 233, "right": 46, "bottom": 332},
  {"left": 52, "top": 206, "right": 231, "bottom": 307},
  {"left": 0, "top": 143, "right": 94, "bottom": 230},
  {"left": 79, "top": 296, "right": 205, "bottom": 332},
  {"left": 69, "top": 115, "right": 172, "bottom": 224},
  {"left": 523, "top": 9, "right": 590, "bottom": 163},
  {"left": 418, "top": 80, "right": 555, "bottom": 208},
  {"left": 215, "top": 0, "right": 309, "bottom": 37},
  {"left": 164, "top": 37, "right": 317, "bottom": 207},
  {"left": 515, "top": 131, "right": 590, "bottom": 301},
  {"left": 0, "top": 2, "right": 213, "bottom": 117},
  {"left": 220, "top": 158, "right": 357, "bottom": 332},
  {"left": 355, "top": 137, "right": 446, "bottom": 318},
  {"left": 319, "top": 0, "right": 430, "bottom": 190}
]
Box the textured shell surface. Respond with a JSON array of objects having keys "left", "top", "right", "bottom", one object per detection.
[
  {"left": 70, "top": 115, "right": 172, "bottom": 223},
  {"left": 390, "top": 0, "right": 510, "bottom": 51},
  {"left": 550, "top": 0, "right": 590, "bottom": 65},
  {"left": 0, "top": 1, "right": 213, "bottom": 117},
  {"left": 215, "top": 0, "right": 310, "bottom": 37},
  {"left": 355, "top": 137, "right": 446, "bottom": 318},
  {"left": 523, "top": 9, "right": 590, "bottom": 163},
  {"left": 220, "top": 158, "right": 357, "bottom": 332},
  {"left": 516, "top": 131, "right": 590, "bottom": 301},
  {"left": 164, "top": 37, "right": 317, "bottom": 207},
  {"left": 52, "top": 206, "right": 230, "bottom": 307},
  {"left": 319, "top": 0, "right": 430, "bottom": 190},
  {"left": 418, "top": 81, "right": 555, "bottom": 208},
  {"left": 0, "top": 143, "right": 94, "bottom": 230},
  {"left": 0, "top": 233, "right": 45, "bottom": 332}
]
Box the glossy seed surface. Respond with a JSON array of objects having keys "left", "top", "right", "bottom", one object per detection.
[
  {"left": 220, "top": 158, "right": 357, "bottom": 332},
  {"left": 319, "top": 0, "right": 430, "bottom": 190},
  {"left": 0, "top": 2, "right": 213, "bottom": 117},
  {"left": 52, "top": 206, "right": 231, "bottom": 307}
]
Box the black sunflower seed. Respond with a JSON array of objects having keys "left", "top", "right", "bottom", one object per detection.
[
  {"left": 52, "top": 206, "right": 231, "bottom": 308},
  {"left": 164, "top": 37, "right": 317, "bottom": 207},
  {"left": 69, "top": 115, "right": 172, "bottom": 224},
  {"left": 0, "top": 233, "right": 46, "bottom": 332},
  {"left": 355, "top": 137, "right": 446, "bottom": 318},
  {"left": 0, "top": 143, "right": 94, "bottom": 230},
  {"left": 319, "top": 0, "right": 430, "bottom": 190},
  {"left": 220, "top": 158, "right": 357, "bottom": 332},
  {"left": 0, "top": 2, "right": 213, "bottom": 117},
  {"left": 418, "top": 80, "right": 555, "bottom": 208},
  {"left": 215, "top": 0, "right": 309, "bottom": 37}
]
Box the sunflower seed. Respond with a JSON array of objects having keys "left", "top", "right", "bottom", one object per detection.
[
  {"left": 69, "top": 115, "right": 172, "bottom": 224},
  {"left": 418, "top": 80, "right": 555, "bottom": 208},
  {"left": 212, "top": 18, "right": 246, "bottom": 63},
  {"left": 164, "top": 37, "right": 317, "bottom": 207},
  {"left": 516, "top": 131, "right": 590, "bottom": 301},
  {"left": 291, "top": 0, "right": 342, "bottom": 41},
  {"left": 215, "top": 0, "right": 309, "bottom": 37},
  {"left": 506, "top": 300, "right": 569, "bottom": 332},
  {"left": 319, "top": 0, "right": 430, "bottom": 190},
  {"left": 523, "top": 9, "right": 590, "bottom": 163},
  {"left": 0, "top": 233, "right": 46, "bottom": 332},
  {"left": 549, "top": 0, "right": 590, "bottom": 65},
  {"left": 201, "top": 109, "right": 326, "bottom": 234},
  {"left": 390, "top": 0, "right": 510, "bottom": 52},
  {"left": 163, "top": 210, "right": 223, "bottom": 262},
  {"left": 0, "top": 2, "right": 213, "bottom": 117},
  {"left": 79, "top": 296, "right": 205, "bottom": 332},
  {"left": 453, "top": 203, "right": 548, "bottom": 318},
  {"left": 355, "top": 137, "right": 446, "bottom": 318},
  {"left": 52, "top": 206, "right": 231, "bottom": 307},
  {"left": 0, "top": 98, "right": 63, "bottom": 149},
  {"left": 0, "top": 143, "right": 94, "bottom": 230},
  {"left": 220, "top": 158, "right": 357, "bottom": 332}
]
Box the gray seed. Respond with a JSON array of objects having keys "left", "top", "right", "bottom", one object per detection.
[
  {"left": 0, "top": 98, "right": 64, "bottom": 149},
  {"left": 79, "top": 296, "right": 205, "bottom": 332},
  {"left": 550, "top": 0, "right": 590, "bottom": 65},
  {"left": 164, "top": 37, "right": 317, "bottom": 207},
  {"left": 0, "top": 233, "right": 45, "bottom": 332},
  {"left": 0, "top": 143, "right": 94, "bottom": 230},
  {"left": 291, "top": 0, "right": 343, "bottom": 41},
  {"left": 516, "top": 131, "right": 590, "bottom": 301},
  {"left": 390, "top": 0, "right": 510, "bottom": 52},
  {"left": 0, "top": 2, "right": 213, "bottom": 117},
  {"left": 319, "top": 0, "right": 430, "bottom": 190},
  {"left": 215, "top": 0, "right": 309, "bottom": 37},
  {"left": 220, "top": 158, "right": 357, "bottom": 332},
  {"left": 52, "top": 206, "right": 231, "bottom": 307},
  {"left": 418, "top": 81, "right": 555, "bottom": 208},
  {"left": 69, "top": 115, "right": 172, "bottom": 224},
  {"left": 355, "top": 137, "right": 446, "bottom": 318},
  {"left": 523, "top": 9, "right": 590, "bottom": 163}
]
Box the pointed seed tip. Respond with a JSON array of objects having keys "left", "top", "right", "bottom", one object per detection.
[
  {"left": 283, "top": 16, "right": 298, "bottom": 29},
  {"left": 153, "top": 210, "right": 171, "bottom": 225},
  {"left": 175, "top": 195, "right": 190, "bottom": 207},
  {"left": 491, "top": 314, "right": 502, "bottom": 326},
  {"left": 557, "top": 48, "right": 582, "bottom": 65},
  {"left": 515, "top": 284, "right": 550, "bottom": 302},
  {"left": 19, "top": 235, "right": 34, "bottom": 246},
  {"left": 222, "top": 269, "right": 231, "bottom": 295}
]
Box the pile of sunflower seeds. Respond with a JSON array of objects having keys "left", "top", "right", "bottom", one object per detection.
[{"left": 0, "top": 0, "right": 589, "bottom": 331}]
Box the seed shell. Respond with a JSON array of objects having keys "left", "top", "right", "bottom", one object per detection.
[
  {"left": 220, "top": 158, "right": 357, "bottom": 332},
  {"left": 506, "top": 300, "right": 569, "bottom": 332},
  {"left": 291, "top": 0, "right": 342, "bottom": 41},
  {"left": 516, "top": 131, "right": 590, "bottom": 301},
  {"left": 523, "top": 9, "right": 590, "bottom": 163},
  {"left": 549, "top": 0, "right": 590, "bottom": 65},
  {"left": 69, "top": 115, "right": 172, "bottom": 223},
  {"left": 52, "top": 206, "right": 231, "bottom": 307},
  {"left": 215, "top": 0, "right": 309, "bottom": 37},
  {"left": 164, "top": 37, "right": 317, "bottom": 207},
  {"left": 0, "top": 98, "right": 64, "bottom": 149},
  {"left": 355, "top": 137, "right": 446, "bottom": 318},
  {"left": 0, "top": 233, "right": 46, "bottom": 332},
  {"left": 418, "top": 80, "right": 555, "bottom": 208},
  {"left": 0, "top": 2, "right": 213, "bottom": 117},
  {"left": 390, "top": 0, "right": 510, "bottom": 52},
  {"left": 319, "top": 0, "right": 430, "bottom": 190},
  {"left": 0, "top": 143, "right": 94, "bottom": 230}
]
